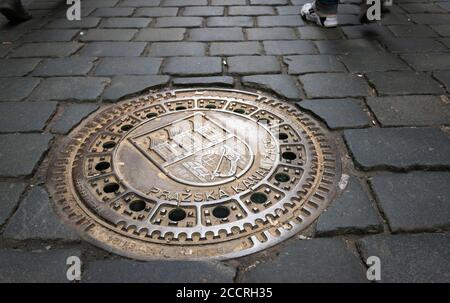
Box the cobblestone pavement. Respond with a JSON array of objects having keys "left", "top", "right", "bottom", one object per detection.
[{"left": 0, "top": 0, "right": 449, "bottom": 283}]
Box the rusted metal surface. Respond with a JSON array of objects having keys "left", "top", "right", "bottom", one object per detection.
[{"left": 47, "top": 88, "right": 341, "bottom": 260}]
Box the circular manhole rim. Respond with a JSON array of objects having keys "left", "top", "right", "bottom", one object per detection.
[{"left": 46, "top": 87, "right": 341, "bottom": 261}]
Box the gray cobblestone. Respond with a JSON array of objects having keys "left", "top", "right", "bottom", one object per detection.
[
  {"left": 163, "top": 0, "right": 207, "bottom": 6},
  {"left": 103, "top": 75, "right": 170, "bottom": 101},
  {"left": 316, "top": 177, "right": 381, "bottom": 235},
  {"left": 3, "top": 186, "right": 79, "bottom": 241},
  {"left": 100, "top": 17, "right": 151, "bottom": 28},
  {"left": 388, "top": 24, "right": 438, "bottom": 38},
  {"left": 183, "top": 6, "right": 224, "bottom": 16},
  {"left": 20, "top": 29, "right": 79, "bottom": 42},
  {"left": 358, "top": 233, "right": 450, "bottom": 282},
  {"left": 10, "top": 42, "right": 82, "bottom": 58},
  {"left": 379, "top": 37, "right": 448, "bottom": 53},
  {"left": 0, "top": 249, "right": 82, "bottom": 283},
  {"left": 0, "top": 58, "right": 40, "bottom": 77},
  {"left": 206, "top": 16, "right": 254, "bottom": 27},
  {"left": 0, "top": 77, "right": 41, "bottom": 101},
  {"left": 315, "top": 39, "right": 383, "bottom": 54},
  {"left": 241, "top": 238, "right": 367, "bottom": 282},
  {"left": 173, "top": 76, "right": 234, "bottom": 86},
  {"left": 94, "top": 57, "right": 162, "bottom": 75},
  {"left": 30, "top": 77, "right": 109, "bottom": 101},
  {"left": 91, "top": 7, "right": 135, "bottom": 17},
  {"left": 0, "top": 182, "right": 26, "bottom": 226},
  {"left": 32, "top": 57, "right": 95, "bottom": 76},
  {"left": 0, "top": 102, "right": 57, "bottom": 132},
  {"left": 81, "top": 29, "right": 137, "bottom": 41},
  {"left": 367, "top": 71, "right": 444, "bottom": 95},
  {"left": 242, "top": 74, "right": 301, "bottom": 99},
  {"left": 83, "top": 259, "right": 235, "bottom": 282},
  {"left": 257, "top": 15, "right": 304, "bottom": 27},
  {"left": 367, "top": 95, "right": 450, "bottom": 126},
  {"left": 227, "top": 56, "right": 281, "bottom": 75},
  {"left": 284, "top": 55, "right": 345, "bottom": 74},
  {"left": 400, "top": 53, "right": 450, "bottom": 71},
  {"left": 299, "top": 98, "right": 370, "bottom": 128},
  {"left": 188, "top": 27, "right": 244, "bottom": 41},
  {"left": 246, "top": 27, "right": 297, "bottom": 40},
  {"left": 210, "top": 42, "right": 262, "bottom": 55},
  {"left": 298, "top": 26, "right": 344, "bottom": 39},
  {"left": 134, "top": 7, "right": 178, "bottom": 17},
  {"left": 155, "top": 17, "right": 203, "bottom": 28},
  {"left": 263, "top": 40, "right": 316, "bottom": 55},
  {"left": 370, "top": 172, "right": 450, "bottom": 232},
  {"left": 0, "top": 133, "right": 52, "bottom": 177},
  {"left": 119, "top": 0, "right": 160, "bottom": 6},
  {"left": 344, "top": 127, "right": 450, "bottom": 170},
  {"left": 299, "top": 73, "right": 371, "bottom": 98},
  {"left": 148, "top": 42, "right": 205, "bottom": 56},
  {"left": 79, "top": 42, "right": 146, "bottom": 56},
  {"left": 228, "top": 5, "right": 275, "bottom": 15},
  {"left": 339, "top": 53, "right": 410, "bottom": 72},
  {"left": 434, "top": 71, "right": 450, "bottom": 92},
  {"left": 136, "top": 28, "right": 186, "bottom": 41},
  {"left": 163, "top": 57, "right": 222, "bottom": 75},
  {"left": 46, "top": 18, "right": 101, "bottom": 29},
  {"left": 51, "top": 103, "right": 99, "bottom": 134}
]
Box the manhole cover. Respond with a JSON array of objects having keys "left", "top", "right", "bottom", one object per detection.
[{"left": 48, "top": 88, "right": 341, "bottom": 260}]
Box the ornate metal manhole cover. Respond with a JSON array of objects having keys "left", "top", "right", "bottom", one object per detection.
[{"left": 48, "top": 88, "right": 341, "bottom": 260}]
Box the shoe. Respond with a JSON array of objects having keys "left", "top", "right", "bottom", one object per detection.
[
  {"left": 0, "top": 0, "right": 32, "bottom": 23},
  {"left": 300, "top": 2, "right": 338, "bottom": 28}
]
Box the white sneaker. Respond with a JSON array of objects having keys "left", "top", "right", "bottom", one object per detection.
[{"left": 300, "top": 2, "right": 338, "bottom": 28}]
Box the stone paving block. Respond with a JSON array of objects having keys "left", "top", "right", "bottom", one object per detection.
[
  {"left": 45, "top": 18, "right": 101, "bottom": 29},
  {"left": 32, "top": 57, "right": 95, "bottom": 76},
  {"left": 94, "top": 57, "right": 162, "bottom": 75},
  {"left": 367, "top": 95, "right": 450, "bottom": 126},
  {"left": 119, "top": 0, "right": 160, "bottom": 6},
  {"left": 388, "top": 25, "right": 438, "bottom": 38},
  {"left": 409, "top": 13, "right": 450, "bottom": 25},
  {"left": 299, "top": 98, "right": 370, "bottom": 128},
  {"left": 136, "top": 28, "right": 186, "bottom": 41},
  {"left": 84, "top": 0, "right": 120, "bottom": 7},
  {"left": 343, "top": 127, "right": 450, "bottom": 170},
  {"left": 299, "top": 73, "right": 371, "bottom": 98},
  {"left": 91, "top": 7, "right": 135, "bottom": 17},
  {"left": 315, "top": 39, "right": 383, "bottom": 53},
  {"left": 370, "top": 172, "right": 450, "bottom": 232},
  {"left": 399, "top": 3, "right": 446, "bottom": 13},
  {"left": 83, "top": 260, "right": 235, "bottom": 283},
  {"left": 0, "top": 249, "right": 82, "bottom": 283},
  {"left": 20, "top": 29, "right": 79, "bottom": 42},
  {"left": 100, "top": 17, "right": 151, "bottom": 28},
  {"left": 212, "top": 0, "right": 246, "bottom": 5},
  {"left": 183, "top": 6, "right": 224, "bottom": 16},
  {"left": 210, "top": 42, "right": 262, "bottom": 55},
  {"left": 276, "top": 5, "right": 302, "bottom": 15},
  {"left": 0, "top": 182, "right": 26, "bottom": 226},
  {"left": 0, "top": 58, "right": 40, "bottom": 77},
  {"left": 316, "top": 177, "right": 381, "bottom": 234},
  {"left": 0, "top": 77, "right": 41, "bottom": 101},
  {"left": 241, "top": 238, "right": 367, "bottom": 282},
  {"left": 434, "top": 71, "right": 450, "bottom": 92},
  {"left": 80, "top": 29, "right": 137, "bottom": 41},
  {"left": 188, "top": 27, "right": 244, "bottom": 41},
  {"left": 400, "top": 53, "right": 450, "bottom": 71},
  {"left": 242, "top": 74, "right": 301, "bottom": 99},
  {"left": 30, "top": 77, "right": 109, "bottom": 101},
  {"left": 10, "top": 42, "right": 82, "bottom": 58},
  {"left": 439, "top": 37, "right": 450, "bottom": 49},
  {"left": 51, "top": 103, "right": 99, "bottom": 134},
  {"left": 0, "top": 102, "right": 57, "bottom": 132},
  {"left": 172, "top": 76, "right": 234, "bottom": 86},
  {"left": 227, "top": 56, "right": 281, "bottom": 75},
  {"left": 437, "top": 2, "right": 450, "bottom": 12},
  {"left": 102, "top": 75, "right": 170, "bottom": 101},
  {"left": 284, "top": 55, "right": 345, "bottom": 74},
  {"left": 379, "top": 37, "right": 448, "bottom": 53},
  {"left": 337, "top": 14, "right": 362, "bottom": 26},
  {"left": 257, "top": 15, "right": 304, "bottom": 27},
  {"left": 211, "top": 0, "right": 246, "bottom": 5},
  {"left": 298, "top": 26, "right": 344, "bottom": 39},
  {"left": 341, "top": 24, "right": 393, "bottom": 39},
  {"left": 431, "top": 25, "right": 450, "bottom": 37},
  {"left": 79, "top": 42, "right": 146, "bottom": 56},
  {"left": 0, "top": 133, "right": 52, "bottom": 177},
  {"left": 228, "top": 5, "right": 275, "bottom": 15},
  {"left": 246, "top": 27, "right": 297, "bottom": 40},
  {"left": 0, "top": 45, "right": 12, "bottom": 57},
  {"left": 163, "top": 0, "right": 207, "bottom": 6},
  {"left": 339, "top": 53, "right": 410, "bottom": 72},
  {"left": 250, "top": 0, "right": 288, "bottom": 4},
  {"left": 380, "top": 13, "right": 411, "bottom": 26},
  {"left": 263, "top": 40, "right": 317, "bottom": 55},
  {"left": 134, "top": 7, "right": 178, "bottom": 17},
  {"left": 358, "top": 233, "right": 450, "bottom": 282},
  {"left": 367, "top": 71, "right": 444, "bottom": 95},
  {"left": 3, "top": 186, "right": 79, "bottom": 241},
  {"left": 163, "top": 57, "right": 222, "bottom": 75},
  {"left": 206, "top": 16, "right": 254, "bottom": 27},
  {"left": 148, "top": 42, "right": 205, "bottom": 56},
  {"left": 155, "top": 17, "right": 203, "bottom": 28}
]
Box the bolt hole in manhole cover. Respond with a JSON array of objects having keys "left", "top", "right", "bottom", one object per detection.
[{"left": 47, "top": 88, "right": 341, "bottom": 260}]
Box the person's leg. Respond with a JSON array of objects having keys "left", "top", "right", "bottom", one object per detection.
[
  {"left": 301, "top": 0, "right": 339, "bottom": 28},
  {"left": 0, "top": 0, "right": 32, "bottom": 23}
]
